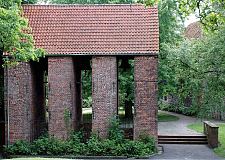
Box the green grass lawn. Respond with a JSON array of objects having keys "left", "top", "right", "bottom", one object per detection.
[
  {"left": 158, "top": 112, "right": 179, "bottom": 122},
  {"left": 188, "top": 123, "right": 225, "bottom": 158},
  {"left": 82, "top": 107, "right": 92, "bottom": 111},
  {"left": 82, "top": 110, "right": 179, "bottom": 123}
]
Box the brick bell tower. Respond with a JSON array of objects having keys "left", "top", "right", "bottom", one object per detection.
[{"left": 3, "top": 4, "right": 159, "bottom": 145}]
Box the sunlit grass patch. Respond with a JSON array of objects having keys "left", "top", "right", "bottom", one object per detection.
[
  {"left": 82, "top": 111, "right": 179, "bottom": 123},
  {"left": 158, "top": 112, "right": 179, "bottom": 122}
]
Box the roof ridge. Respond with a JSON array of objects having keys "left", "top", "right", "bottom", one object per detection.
[{"left": 22, "top": 4, "right": 145, "bottom": 6}]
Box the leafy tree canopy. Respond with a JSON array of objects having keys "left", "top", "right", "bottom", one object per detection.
[
  {"left": 22, "top": 0, "right": 38, "bottom": 4},
  {"left": 0, "top": 0, "right": 45, "bottom": 65},
  {"left": 157, "top": 0, "right": 185, "bottom": 98},
  {"left": 163, "top": 25, "right": 225, "bottom": 118},
  {"left": 145, "top": 0, "right": 225, "bottom": 33}
]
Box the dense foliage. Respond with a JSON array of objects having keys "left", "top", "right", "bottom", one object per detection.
[
  {"left": 157, "top": 0, "right": 185, "bottom": 98},
  {"left": 3, "top": 117, "right": 157, "bottom": 157},
  {"left": 118, "top": 60, "right": 134, "bottom": 117},
  {"left": 161, "top": 25, "right": 225, "bottom": 118},
  {"left": 0, "top": 0, "right": 45, "bottom": 65},
  {"left": 145, "top": 0, "right": 225, "bottom": 33},
  {"left": 82, "top": 70, "right": 92, "bottom": 108},
  {"left": 155, "top": 0, "right": 225, "bottom": 119}
]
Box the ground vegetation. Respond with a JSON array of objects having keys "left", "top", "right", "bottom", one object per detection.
[
  {"left": 3, "top": 117, "right": 157, "bottom": 158},
  {"left": 161, "top": 25, "right": 225, "bottom": 118}
]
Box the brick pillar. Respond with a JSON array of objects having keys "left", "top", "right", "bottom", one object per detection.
[
  {"left": 4, "top": 61, "right": 33, "bottom": 145},
  {"left": 92, "top": 56, "right": 118, "bottom": 140},
  {"left": 48, "top": 57, "right": 75, "bottom": 139},
  {"left": 133, "top": 56, "right": 158, "bottom": 142},
  {"left": 0, "top": 58, "right": 5, "bottom": 146}
]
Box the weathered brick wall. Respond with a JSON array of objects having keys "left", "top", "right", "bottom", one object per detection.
[
  {"left": 48, "top": 56, "right": 76, "bottom": 139},
  {"left": 4, "top": 55, "right": 159, "bottom": 144},
  {"left": 4, "top": 60, "right": 33, "bottom": 145},
  {"left": 0, "top": 58, "right": 5, "bottom": 145},
  {"left": 92, "top": 56, "right": 118, "bottom": 140},
  {"left": 133, "top": 56, "right": 158, "bottom": 142},
  {"left": 4, "top": 59, "right": 48, "bottom": 144}
]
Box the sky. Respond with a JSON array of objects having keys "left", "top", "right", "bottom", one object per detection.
[{"left": 184, "top": 14, "right": 199, "bottom": 27}]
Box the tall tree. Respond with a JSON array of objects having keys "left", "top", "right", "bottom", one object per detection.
[
  {"left": 157, "top": 0, "right": 185, "bottom": 98},
  {"left": 178, "top": 0, "right": 225, "bottom": 32},
  {"left": 163, "top": 25, "right": 225, "bottom": 118},
  {"left": 118, "top": 60, "right": 134, "bottom": 119}
]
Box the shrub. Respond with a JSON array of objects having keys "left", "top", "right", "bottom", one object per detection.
[
  {"left": 86, "top": 132, "right": 104, "bottom": 156},
  {"left": 30, "top": 133, "right": 62, "bottom": 155},
  {"left": 64, "top": 134, "right": 87, "bottom": 155},
  {"left": 3, "top": 139, "right": 31, "bottom": 155},
  {"left": 3, "top": 117, "right": 157, "bottom": 158},
  {"left": 108, "top": 116, "right": 124, "bottom": 143}
]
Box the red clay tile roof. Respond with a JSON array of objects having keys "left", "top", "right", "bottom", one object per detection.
[
  {"left": 5, "top": 4, "right": 159, "bottom": 56},
  {"left": 183, "top": 21, "right": 203, "bottom": 40}
]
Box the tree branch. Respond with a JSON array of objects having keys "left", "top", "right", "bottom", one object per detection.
[{"left": 179, "top": 59, "right": 199, "bottom": 72}]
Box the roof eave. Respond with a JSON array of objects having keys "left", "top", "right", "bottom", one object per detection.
[
  {"left": 2, "top": 52, "right": 159, "bottom": 58},
  {"left": 44, "top": 53, "right": 159, "bottom": 57}
]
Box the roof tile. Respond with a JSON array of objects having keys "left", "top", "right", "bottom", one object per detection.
[
  {"left": 10, "top": 4, "right": 159, "bottom": 55},
  {"left": 183, "top": 21, "right": 203, "bottom": 39}
]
